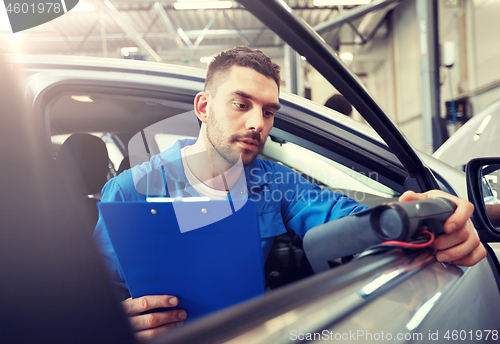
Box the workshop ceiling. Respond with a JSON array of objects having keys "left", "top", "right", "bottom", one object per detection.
[{"left": 13, "top": 0, "right": 402, "bottom": 75}]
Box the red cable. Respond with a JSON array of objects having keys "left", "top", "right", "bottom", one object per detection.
[{"left": 380, "top": 231, "right": 435, "bottom": 248}]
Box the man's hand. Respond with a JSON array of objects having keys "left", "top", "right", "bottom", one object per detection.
[
  {"left": 399, "top": 190, "right": 486, "bottom": 266},
  {"left": 122, "top": 295, "right": 186, "bottom": 341}
]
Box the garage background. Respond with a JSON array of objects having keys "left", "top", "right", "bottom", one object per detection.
[{"left": 1, "top": 0, "right": 499, "bottom": 153}]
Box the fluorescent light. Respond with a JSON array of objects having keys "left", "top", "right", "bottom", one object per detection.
[
  {"left": 174, "top": 1, "right": 232, "bottom": 10},
  {"left": 313, "top": 0, "right": 371, "bottom": 6},
  {"left": 200, "top": 56, "right": 215, "bottom": 63},
  {"left": 339, "top": 51, "right": 353, "bottom": 65},
  {"left": 71, "top": 95, "right": 94, "bottom": 103},
  {"left": 121, "top": 47, "right": 139, "bottom": 57},
  {"left": 72, "top": 3, "right": 95, "bottom": 11}
]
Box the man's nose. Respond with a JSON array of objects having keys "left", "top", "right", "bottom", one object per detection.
[{"left": 246, "top": 108, "right": 264, "bottom": 132}]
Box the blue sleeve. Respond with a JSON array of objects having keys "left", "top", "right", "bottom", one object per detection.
[
  {"left": 275, "top": 164, "right": 370, "bottom": 239},
  {"left": 92, "top": 178, "right": 131, "bottom": 300}
]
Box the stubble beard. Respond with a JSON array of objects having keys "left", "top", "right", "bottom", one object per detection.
[{"left": 206, "top": 108, "right": 263, "bottom": 167}]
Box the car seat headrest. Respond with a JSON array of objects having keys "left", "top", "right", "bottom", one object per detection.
[{"left": 56, "top": 133, "right": 109, "bottom": 195}]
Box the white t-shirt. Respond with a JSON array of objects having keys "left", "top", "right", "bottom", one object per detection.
[{"left": 181, "top": 146, "right": 228, "bottom": 200}]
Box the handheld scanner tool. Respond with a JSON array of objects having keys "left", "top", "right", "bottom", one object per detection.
[{"left": 303, "top": 198, "right": 456, "bottom": 273}]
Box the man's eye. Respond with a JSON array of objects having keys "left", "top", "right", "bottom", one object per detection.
[
  {"left": 234, "top": 103, "right": 247, "bottom": 109},
  {"left": 264, "top": 111, "right": 275, "bottom": 117}
]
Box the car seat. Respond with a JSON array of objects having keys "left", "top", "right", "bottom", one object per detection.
[
  {"left": 55, "top": 133, "right": 110, "bottom": 234},
  {"left": 117, "top": 155, "right": 131, "bottom": 175},
  {"left": 264, "top": 231, "right": 314, "bottom": 289}
]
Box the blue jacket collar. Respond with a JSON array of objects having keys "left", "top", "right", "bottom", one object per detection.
[
  {"left": 157, "top": 138, "right": 195, "bottom": 184},
  {"left": 158, "top": 138, "right": 268, "bottom": 188}
]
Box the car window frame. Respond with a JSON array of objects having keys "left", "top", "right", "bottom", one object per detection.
[{"left": 238, "top": 0, "right": 441, "bottom": 194}]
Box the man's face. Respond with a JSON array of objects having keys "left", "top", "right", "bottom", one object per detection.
[{"left": 205, "top": 66, "right": 280, "bottom": 167}]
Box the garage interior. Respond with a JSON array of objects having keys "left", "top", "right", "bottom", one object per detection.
[{"left": 1, "top": 0, "right": 499, "bottom": 153}]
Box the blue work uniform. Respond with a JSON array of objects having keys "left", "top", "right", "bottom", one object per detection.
[{"left": 93, "top": 139, "right": 369, "bottom": 299}]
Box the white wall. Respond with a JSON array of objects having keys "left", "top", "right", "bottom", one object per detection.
[
  {"left": 308, "top": 68, "right": 338, "bottom": 106},
  {"left": 468, "top": 0, "right": 500, "bottom": 112},
  {"left": 362, "top": 0, "right": 425, "bottom": 150},
  {"left": 307, "top": 68, "right": 363, "bottom": 121},
  {"left": 362, "top": 32, "right": 396, "bottom": 124},
  {"left": 472, "top": 0, "right": 500, "bottom": 92},
  {"left": 439, "top": 0, "right": 500, "bottom": 112},
  {"left": 358, "top": 0, "right": 500, "bottom": 151},
  {"left": 308, "top": 0, "right": 427, "bottom": 149},
  {"left": 302, "top": 0, "right": 500, "bottom": 152}
]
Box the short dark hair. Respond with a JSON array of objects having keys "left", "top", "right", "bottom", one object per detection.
[
  {"left": 205, "top": 46, "right": 281, "bottom": 95},
  {"left": 324, "top": 94, "right": 352, "bottom": 117}
]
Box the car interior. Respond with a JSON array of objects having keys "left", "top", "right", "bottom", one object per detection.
[
  {"left": 40, "top": 81, "right": 418, "bottom": 289},
  {"left": 44, "top": 86, "right": 409, "bottom": 289}
]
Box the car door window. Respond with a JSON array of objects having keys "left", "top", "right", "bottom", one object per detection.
[
  {"left": 155, "top": 133, "right": 197, "bottom": 152},
  {"left": 260, "top": 137, "right": 400, "bottom": 207}
]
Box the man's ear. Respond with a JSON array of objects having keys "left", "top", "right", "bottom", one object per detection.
[{"left": 194, "top": 92, "right": 209, "bottom": 124}]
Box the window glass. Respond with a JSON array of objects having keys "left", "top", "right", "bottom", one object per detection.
[
  {"left": 260, "top": 137, "right": 400, "bottom": 206},
  {"left": 155, "top": 134, "right": 197, "bottom": 152},
  {"left": 145, "top": 128, "right": 400, "bottom": 207}
]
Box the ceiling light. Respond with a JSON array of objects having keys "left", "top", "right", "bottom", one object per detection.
[
  {"left": 121, "top": 47, "right": 139, "bottom": 57},
  {"left": 71, "top": 3, "right": 95, "bottom": 11},
  {"left": 71, "top": 95, "right": 94, "bottom": 103},
  {"left": 313, "top": 0, "right": 371, "bottom": 6},
  {"left": 174, "top": 1, "right": 232, "bottom": 10},
  {"left": 339, "top": 51, "right": 353, "bottom": 66},
  {"left": 200, "top": 56, "right": 215, "bottom": 63}
]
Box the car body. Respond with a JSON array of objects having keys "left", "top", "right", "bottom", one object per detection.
[
  {"left": 434, "top": 98, "right": 500, "bottom": 169},
  {"left": 2, "top": 1, "right": 500, "bottom": 343}
]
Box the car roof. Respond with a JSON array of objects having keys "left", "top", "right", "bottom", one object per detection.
[
  {"left": 5, "top": 54, "right": 207, "bottom": 79},
  {"left": 7, "top": 53, "right": 386, "bottom": 142}
]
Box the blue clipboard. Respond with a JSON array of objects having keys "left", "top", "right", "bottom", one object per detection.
[{"left": 98, "top": 199, "right": 265, "bottom": 321}]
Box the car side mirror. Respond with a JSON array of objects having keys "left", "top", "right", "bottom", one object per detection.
[{"left": 466, "top": 157, "right": 500, "bottom": 241}]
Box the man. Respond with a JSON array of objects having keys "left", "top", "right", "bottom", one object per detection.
[{"left": 94, "top": 46, "right": 485, "bottom": 340}]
